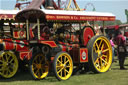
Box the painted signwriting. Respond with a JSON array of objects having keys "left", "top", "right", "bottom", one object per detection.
[
  {"left": 0, "top": 14, "right": 15, "bottom": 20},
  {"left": 46, "top": 14, "right": 115, "bottom": 21}
]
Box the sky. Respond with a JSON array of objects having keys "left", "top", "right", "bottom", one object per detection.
[{"left": 0, "top": 0, "right": 128, "bottom": 23}]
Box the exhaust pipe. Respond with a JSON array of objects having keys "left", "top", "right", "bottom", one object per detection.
[{"left": 45, "top": 0, "right": 54, "bottom": 9}]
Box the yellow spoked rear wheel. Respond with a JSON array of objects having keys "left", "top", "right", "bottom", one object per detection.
[
  {"left": 30, "top": 53, "right": 49, "bottom": 80},
  {"left": 87, "top": 35, "right": 112, "bottom": 73},
  {"left": 53, "top": 52, "right": 73, "bottom": 81},
  {"left": 0, "top": 51, "right": 18, "bottom": 78}
]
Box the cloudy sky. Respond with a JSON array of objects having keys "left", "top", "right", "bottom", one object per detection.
[{"left": 0, "top": 0, "right": 128, "bottom": 23}]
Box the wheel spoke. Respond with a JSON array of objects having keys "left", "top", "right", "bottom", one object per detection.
[
  {"left": 64, "top": 68, "right": 66, "bottom": 77},
  {"left": 5, "top": 54, "right": 8, "bottom": 61},
  {"left": 41, "top": 67, "right": 46, "bottom": 73},
  {"left": 37, "top": 70, "right": 41, "bottom": 77},
  {"left": 10, "top": 63, "right": 16, "bottom": 69},
  {"left": 35, "top": 69, "right": 39, "bottom": 74},
  {"left": 57, "top": 67, "right": 63, "bottom": 74},
  {"left": 100, "top": 58, "right": 102, "bottom": 68},
  {"left": 38, "top": 56, "right": 41, "bottom": 63},
  {"left": 35, "top": 59, "right": 39, "bottom": 64},
  {"left": 8, "top": 57, "right": 14, "bottom": 63},
  {"left": 61, "top": 69, "right": 62, "bottom": 77},
  {"left": 94, "top": 45, "right": 97, "bottom": 53},
  {"left": 2, "top": 56, "right": 6, "bottom": 61},
  {"left": 99, "top": 40, "right": 103, "bottom": 49},
  {"left": 66, "top": 65, "right": 71, "bottom": 68},
  {"left": 64, "top": 56, "right": 66, "bottom": 63},
  {"left": 100, "top": 58, "right": 108, "bottom": 65},
  {"left": 96, "top": 62, "right": 100, "bottom": 69},
  {"left": 102, "top": 54, "right": 107, "bottom": 58},
  {"left": 102, "top": 48, "right": 109, "bottom": 53},
  {"left": 101, "top": 43, "right": 104, "bottom": 51},
  {"left": 95, "top": 58, "right": 101, "bottom": 69},
  {"left": 3, "top": 69, "right": 8, "bottom": 76},
  {"left": 32, "top": 63, "right": 37, "bottom": 67},
  {"left": 95, "top": 42, "right": 99, "bottom": 50},
  {"left": 7, "top": 68, "right": 11, "bottom": 75},
  {"left": 64, "top": 60, "right": 69, "bottom": 64},
  {"left": 33, "top": 57, "right": 38, "bottom": 64},
  {"left": 64, "top": 68, "right": 69, "bottom": 74},
  {"left": 94, "top": 58, "right": 100, "bottom": 65},
  {"left": 56, "top": 65, "right": 62, "bottom": 68},
  {"left": 40, "top": 56, "right": 45, "bottom": 63},
  {"left": 61, "top": 56, "right": 63, "bottom": 64},
  {"left": 7, "top": 54, "right": 11, "bottom": 62},
  {"left": 57, "top": 60, "right": 62, "bottom": 64}
]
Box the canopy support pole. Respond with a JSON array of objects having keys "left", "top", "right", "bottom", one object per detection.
[
  {"left": 37, "top": 18, "right": 40, "bottom": 40},
  {"left": 26, "top": 19, "right": 29, "bottom": 40},
  {"left": 93, "top": 21, "right": 95, "bottom": 29},
  {"left": 103, "top": 21, "right": 105, "bottom": 36}
]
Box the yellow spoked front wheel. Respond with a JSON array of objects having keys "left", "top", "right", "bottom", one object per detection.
[
  {"left": 0, "top": 51, "right": 18, "bottom": 78},
  {"left": 87, "top": 35, "right": 112, "bottom": 73},
  {"left": 53, "top": 52, "right": 73, "bottom": 81},
  {"left": 30, "top": 53, "right": 49, "bottom": 80}
]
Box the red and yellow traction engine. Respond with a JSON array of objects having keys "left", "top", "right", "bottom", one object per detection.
[{"left": 0, "top": 0, "right": 115, "bottom": 81}]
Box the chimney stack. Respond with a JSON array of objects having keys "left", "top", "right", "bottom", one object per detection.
[{"left": 45, "top": 0, "right": 54, "bottom": 9}]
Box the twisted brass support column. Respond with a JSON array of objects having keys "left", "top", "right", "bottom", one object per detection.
[{"left": 37, "top": 18, "right": 40, "bottom": 40}]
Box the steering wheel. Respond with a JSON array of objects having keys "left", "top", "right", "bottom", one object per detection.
[{"left": 42, "top": 26, "right": 51, "bottom": 34}]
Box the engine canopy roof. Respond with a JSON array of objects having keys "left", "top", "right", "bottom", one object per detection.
[
  {"left": 0, "top": 10, "right": 19, "bottom": 20},
  {"left": 15, "top": 8, "right": 116, "bottom": 23}
]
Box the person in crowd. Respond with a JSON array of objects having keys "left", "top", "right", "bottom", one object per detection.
[
  {"left": 110, "top": 35, "right": 115, "bottom": 63},
  {"left": 115, "top": 30, "right": 126, "bottom": 70}
]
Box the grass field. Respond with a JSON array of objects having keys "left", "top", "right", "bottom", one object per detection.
[{"left": 0, "top": 57, "right": 128, "bottom": 85}]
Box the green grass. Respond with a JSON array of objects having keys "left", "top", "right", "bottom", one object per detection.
[{"left": 1, "top": 57, "right": 128, "bottom": 85}]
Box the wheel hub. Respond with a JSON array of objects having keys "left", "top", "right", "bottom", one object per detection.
[
  {"left": 97, "top": 50, "right": 102, "bottom": 57},
  {"left": 3, "top": 62, "right": 8, "bottom": 67},
  {"left": 36, "top": 64, "right": 42, "bottom": 69},
  {"left": 60, "top": 64, "right": 66, "bottom": 68}
]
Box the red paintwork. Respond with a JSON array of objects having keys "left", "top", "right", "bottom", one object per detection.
[
  {"left": 2, "top": 39, "right": 29, "bottom": 51},
  {"left": 3, "top": 39, "right": 15, "bottom": 50},
  {"left": 71, "top": 34, "right": 79, "bottom": 42},
  {"left": 13, "top": 31, "right": 19, "bottom": 38},
  {"left": 30, "top": 28, "right": 34, "bottom": 38},
  {"left": 20, "top": 51, "right": 32, "bottom": 60},
  {"left": 60, "top": 45, "right": 67, "bottom": 51},
  {"left": 80, "top": 48, "right": 88, "bottom": 63},
  {"left": 13, "top": 30, "right": 26, "bottom": 39},
  {"left": 83, "top": 27, "right": 95, "bottom": 46},
  {"left": 124, "top": 32, "right": 128, "bottom": 37},
  {"left": 1, "top": 39, "right": 30, "bottom": 60},
  {"left": 40, "top": 41, "right": 57, "bottom": 48},
  {"left": 106, "top": 25, "right": 119, "bottom": 30},
  {"left": 15, "top": 40, "right": 29, "bottom": 51}
]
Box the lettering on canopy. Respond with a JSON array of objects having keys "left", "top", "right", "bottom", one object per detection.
[
  {"left": 0, "top": 14, "right": 15, "bottom": 20},
  {"left": 46, "top": 14, "right": 115, "bottom": 21}
]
